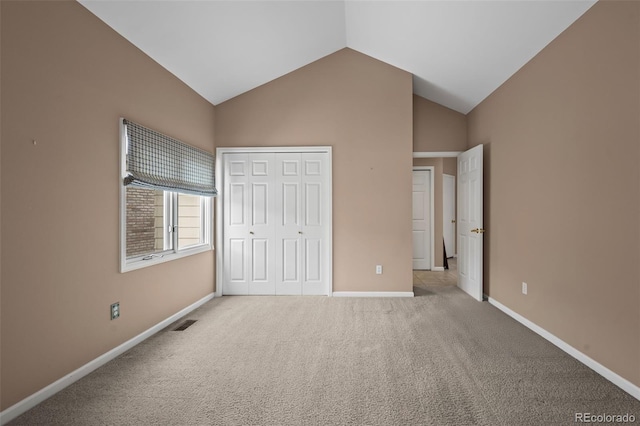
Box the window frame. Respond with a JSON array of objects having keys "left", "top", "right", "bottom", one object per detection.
[{"left": 119, "top": 120, "right": 213, "bottom": 273}]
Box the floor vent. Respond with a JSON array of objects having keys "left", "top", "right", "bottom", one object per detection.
[{"left": 173, "top": 319, "right": 197, "bottom": 331}]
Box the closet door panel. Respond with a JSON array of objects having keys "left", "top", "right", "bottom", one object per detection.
[
  {"left": 224, "top": 154, "right": 249, "bottom": 295},
  {"left": 247, "top": 153, "right": 275, "bottom": 295},
  {"left": 304, "top": 238, "right": 322, "bottom": 282},
  {"left": 275, "top": 153, "right": 302, "bottom": 295},
  {"left": 282, "top": 238, "right": 300, "bottom": 282},
  {"left": 251, "top": 238, "right": 269, "bottom": 281},
  {"left": 228, "top": 239, "right": 246, "bottom": 282},
  {"left": 301, "top": 153, "right": 328, "bottom": 295}
]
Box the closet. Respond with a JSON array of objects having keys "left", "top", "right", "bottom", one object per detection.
[{"left": 221, "top": 149, "right": 331, "bottom": 295}]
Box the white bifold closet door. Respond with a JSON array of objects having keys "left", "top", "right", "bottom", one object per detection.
[
  {"left": 224, "top": 153, "right": 276, "bottom": 295},
  {"left": 223, "top": 152, "right": 329, "bottom": 296}
]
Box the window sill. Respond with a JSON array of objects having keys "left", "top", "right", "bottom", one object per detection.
[{"left": 120, "top": 244, "right": 213, "bottom": 273}]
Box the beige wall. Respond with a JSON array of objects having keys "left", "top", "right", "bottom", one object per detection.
[
  {"left": 468, "top": 0, "right": 640, "bottom": 387},
  {"left": 1, "top": 1, "right": 216, "bottom": 409},
  {"left": 443, "top": 158, "right": 457, "bottom": 177},
  {"left": 413, "top": 95, "right": 467, "bottom": 152},
  {"left": 216, "top": 48, "right": 414, "bottom": 293}
]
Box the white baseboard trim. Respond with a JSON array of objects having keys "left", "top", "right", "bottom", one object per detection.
[
  {"left": 488, "top": 297, "right": 640, "bottom": 401},
  {"left": 0, "top": 293, "right": 215, "bottom": 425},
  {"left": 432, "top": 266, "right": 445, "bottom": 272},
  {"left": 332, "top": 291, "right": 414, "bottom": 298}
]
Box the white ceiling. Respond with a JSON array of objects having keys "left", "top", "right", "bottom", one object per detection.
[{"left": 79, "top": 0, "right": 596, "bottom": 114}]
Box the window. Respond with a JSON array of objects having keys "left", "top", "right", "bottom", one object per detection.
[
  {"left": 125, "top": 188, "right": 169, "bottom": 258},
  {"left": 177, "top": 193, "right": 206, "bottom": 249},
  {"left": 120, "top": 118, "right": 216, "bottom": 272},
  {"left": 124, "top": 187, "right": 210, "bottom": 268}
]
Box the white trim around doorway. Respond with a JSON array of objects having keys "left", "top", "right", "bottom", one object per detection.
[{"left": 413, "top": 151, "right": 462, "bottom": 158}]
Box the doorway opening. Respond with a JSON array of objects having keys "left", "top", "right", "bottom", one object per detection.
[
  {"left": 412, "top": 146, "right": 484, "bottom": 301},
  {"left": 412, "top": 153, "right": 460, "bottom": 291}
]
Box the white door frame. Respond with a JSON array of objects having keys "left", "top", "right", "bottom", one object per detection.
[
  {"left": 412, "top": 166, "right": 435, "bottom": 271},
  {"left": 215, "top": 146, "right": 333, "bottom": 297},
  {"left": 413, "top": 151, "right": 462, "bottom": 158}
]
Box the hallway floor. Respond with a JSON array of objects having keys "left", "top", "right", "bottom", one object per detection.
[{"left": 413, "top": 258, "right": 457, "bottom": 287}]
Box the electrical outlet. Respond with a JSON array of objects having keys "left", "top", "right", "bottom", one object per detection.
[
  {"left": 522, "top": 282, "right": 528, "bottom": 295},
  {"left": 376, "top": 265, "right": 383, "bottom": 275},
  {"left": 110, "top": 302, "right": 120, "bottom": 320}
]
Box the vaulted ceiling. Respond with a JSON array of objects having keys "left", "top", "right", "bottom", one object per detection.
[{"left": 79, "top": 1, "right": 596, "bottom": 114}]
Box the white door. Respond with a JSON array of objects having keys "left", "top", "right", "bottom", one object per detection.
[
  {"left": 222, "top": 149, "right": 331, "bottom": 296},
  {"left": 275, "top": 153, "right": 328, "bottom": 295},
  {"left": 443, "top": 174, "right": 456, "bottom": 258},
  {"left": 300, "top": 153, "right": 328, "bottom": 295},
  {"left": 412, "top": 170, "right": 431, "bottom": 270},
  {"left": 224, "top": 153, "right": 250, "bottom": 295},
  {"left": 223, "top": 153, "right": 276, "bottom": 295},
  {"left": 457, "top": 145, "right": 483, "bottom": 301},
  {"left": 275, "top": 153, "right": 302, "bottom": 295}
]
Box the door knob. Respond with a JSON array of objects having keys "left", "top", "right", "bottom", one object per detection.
[
  {"left": 471, "top": 228, "right": 485, "bottom": 234},
  {"left": 249, "top": 231, "right": 254, "bottom": 235},
  {"left": 451, "top": 219, "right": 456, "bottom": 223},
  {"left": 298, "top": 231, "right": 303, "bottom": 234}
]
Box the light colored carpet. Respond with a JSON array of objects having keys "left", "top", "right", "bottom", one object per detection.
[{"left": 9, "top": 286, "right": 640, "bottom": 425}]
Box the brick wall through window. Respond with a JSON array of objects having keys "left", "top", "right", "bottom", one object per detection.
[{"left": 126, "top": 187, "right": 164, "bottom": 257}]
